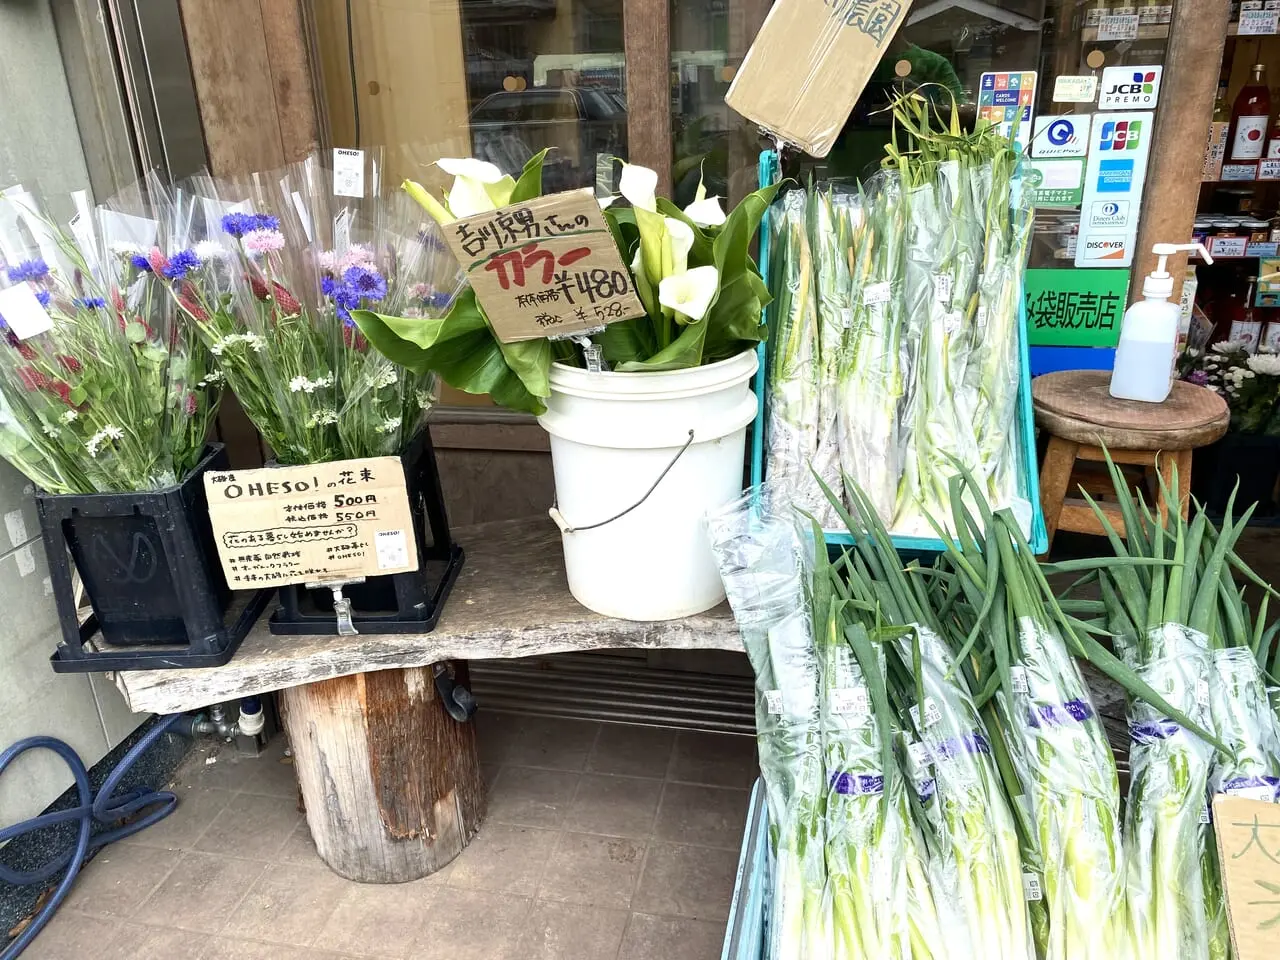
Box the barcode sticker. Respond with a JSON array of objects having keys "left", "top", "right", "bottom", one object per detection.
[
  {"left": 1010, "top": 666, "right": 1029, "bottom": 695},
  {"left": 1199, "top": 805, "right": 1211, "bottom": 825},
  {"left": 976, "top": 304, "right": 989, "bottom": 330},
  {"left": 764, "top": 690, "right": 784, "bottom": 716},
  {"left": 0, "top": 284, "right": 53, "bottom": 340},
  {"left": 1023, "top": 872, "right": 1043, "bottom": 902},
  {"left": 911, "top": 697, "right": 942, "bottom": 729},
  {"left": 1195, "top": 679, "right": 1210, "bottom": 708},
  {"left": 863, "top": 282, "right": 891, "bottom": 306},
  {"left": 375, "top": 529, "right": 409, "bottom": 570},
  {"left": 831, "top": 687, "right": 869, "bottom": 717},
  {"left": 333, "top": 148, "right": 366, "bottom": 198},
  {"left": 935, "top": 275, "right": 952, "bottom": 304},
  {"left": 907, "top": 739, "right": 932, "bottom": 769}
]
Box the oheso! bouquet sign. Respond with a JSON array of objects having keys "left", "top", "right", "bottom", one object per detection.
[
  {"left": 204, "top": 457, "right": 418, "bottom": 588},
  {"left": 442, "top": 188, "right": 645, "bottom": 343}
]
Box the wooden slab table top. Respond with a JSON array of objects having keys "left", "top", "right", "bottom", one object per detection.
[{"left": 111, "top": 515, "right": 741, "bottom": 715}]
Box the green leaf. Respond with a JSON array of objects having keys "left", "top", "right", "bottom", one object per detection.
[
  {"left": 68, "top": 386, "right": 87, "bottom": 406},
  {"left": 497, "top": 337, "right": 552, "bottom": 401},
  {"left": 595, "top": 315, "right": 655, "bottom": 366},
  {"left": 125, "top": 321, "right": 147, "bottom": 344},
  {"left": 615, "top": 320, "right": 706, "bottom": 371},
  {"left": 702, "top": 270, "right": 768, "bottom": 361},
  {"left": 484, "top": 175, "right": 517, "bottom": 207},
  {"left": 712, "top": 182, "right": 783, "bottom": 286},
  {"left": 509, "top": 149, "right": 552, "bottom": 204}
]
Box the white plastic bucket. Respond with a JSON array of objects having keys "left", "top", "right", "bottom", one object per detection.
[{"left": 538, "top": 350, "right": 759, "bottom": 620}]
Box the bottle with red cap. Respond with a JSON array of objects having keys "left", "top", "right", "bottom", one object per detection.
[{"left": 1229, "top": 64, "right": 1272, "bottom": 163}]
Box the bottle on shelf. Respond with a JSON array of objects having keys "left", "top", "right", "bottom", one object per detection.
[
  {"left": 1229, "top": 64, "right": 1271, "bottom": 163},
  {"left": 1213, "top": 79, "right": 1230, "bottom": 124},
  {"left": 1267, "top": 111, "right": 1280, "bottom": 160},
  {"left": 1228, "top": 276, "right": 1263, "bottom": 354}
]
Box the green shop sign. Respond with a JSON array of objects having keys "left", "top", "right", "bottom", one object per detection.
[{"left": 1025, "top": 268, "right": 1129, "bottom": 348}]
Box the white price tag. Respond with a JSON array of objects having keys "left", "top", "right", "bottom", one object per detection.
[
  {"left": 1195, "top": 678, "right": 1210, "bottom": 709},
  {"left": 906, "top": 739, "right": 932, "bottom": 769},
  {"left": 911, "top": 697, "right": 942, "bottom": 729},
  {"left": 1225, "top": 784, "right": 1277, "bottom": 803},
  {"left": 863, "top": 282, "right": 891, "bottom": 306},
  {"left": 375, "top": 529, "right": 409, "bottom": 570},
  {"left": 764, "top": 690, "right": 784, "bottom": 716},
  {"left": 1010, "top": 665, "right": 1029, "bottom": 695},
  {"left": 1023, "top": 872, "right": 1044, "bottom": 902},
  {"left": 333, "top": 206, "right": 351, "bottom": 257},
  {"left": 1239, "top": 9, "right": 1279, "bottom": 34},
  {"left": 831, "top": 687, "right": 869, "bottom": 717},
  {"left": 333, "top": 148, "right": 366, "bottom": 198},
  {"left": 935, "top": 275, "right": 952, "bottom": 304},
  {"left": 1199, "top": 805, "right": 1211, "bottom": 825},
  {"left": 0, "top": 283, "right": 54, "bottom": 340},
  {"left": 1259, "top": 159, "right": 1280, "bottom": 180},
  {"left": 976, "top": 304, "right": 989, "bottom": 329},
  {"left": 1097, "top": 14, "right": 1139, "bottom": 41},
  {"left": 1209, "top": 235, "right": 1248, "bottom": 259},
  {"left": 1221, "top": 164, "right": 1258, "bottom": 182}
]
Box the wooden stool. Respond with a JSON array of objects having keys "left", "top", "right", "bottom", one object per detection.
[{"left": 1033, "top": 370, "right": 1229, "bottom": 550}]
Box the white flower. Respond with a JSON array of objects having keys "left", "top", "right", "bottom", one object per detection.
[
  {"left": 619, "top": 163, "right": 658, "bottom": 213},
  {"left": 197, "top": 370, "right": 226, "bottom": 387},
  {"left": 1244, "top": 369, "right": 1257, "bottom": 378},
  {"left": 306, "top": 409, "right": 339, "bottom": 427},
  {"left": 209, "top": 333, "right": 265, "bottom": 355},
  {"left": 60, "top": 409, "right": 78, "bottom": 424},
  {"left": 1248, "top": 353, "right": 1280, "bottom": 376},
  {"left": 414, "top": 389, "right": 435, "bottom": 410},
  {"left": 658, "top": 265, "right": 718, "bottom": 322},
  {"left": 193, "top": 240, "right": 229, "bottom": 262},
  {"left": 371, "top": 368, "right": 398, "bottom": 389},
  {"left": 86, "top": 425, "right": 124, "bottom": 457},
  {"left": 376, "top": 417, "right": 402, "bottom": 434},
  {"left": 109, "top": 240, "right": 145, "bottom": 258},
  {"left": 1211, "top": 340, "right": 1247, "bottom": 354},
  {"left": 438, "top": 157, "right": 504, "bottom": 219},
  {"left": 42, "top": 425, "right": 60, "bottom": 438},
  {"left": 288, "top": 373, "right": 334, "bottom": 394},
  {"left": 597, "top": 195, "right": 617, "bottom": 210},
  {"left": 683, "top": 196, "right": 726, "bottom": 228},
  {"left": 665, "top": 218, "right": 694, "bottom": 275}
]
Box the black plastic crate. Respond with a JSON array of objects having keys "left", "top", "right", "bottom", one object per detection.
[
  {"left": 41, "top": 444, "right": 272, "bottom": 672},
  {"left": 1193, "top": 432, "right": 1280, "bottom": 522},
  {"left": 269, "top": 427, "right": 465, "bottom": 635}
]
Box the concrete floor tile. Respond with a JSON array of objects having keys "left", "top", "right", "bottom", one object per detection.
[
  {"left": 516, "top": 900, "right": 629, "bottom": 960},
  {"left": 238, "top": 748, "right": 301, "bottom": 800},
  {"left": 121, "top": 785, "right": 234, "bottom": 851},
  {"left": 14, "top": 912, "right": 119, "bottom": 960},
  {"left": 618, "top": 913, "right": 724, "bottom": 960},
  {"left": 667, "top": 731, "right": 758, "bottom": 788},
  {"left": 486, "top": 766, "right": 579, "bottom": 828},
  {"left": 219, "top": 861, "right": 351, "bottom": 946},
  {"left": 312, "top": 879, "right": 437, "bottom": 958},
  {"left": 201, "top": 936, "right": 365, "bottom": 960},
  {"left": 277, "top": 819, "right": 323, "bottom": 866},
  {"left": 633, "top": 842, "right": 737, "bottom": 923},
  {"left": 588, "top": 724, "right": 675, "bottom": 780},
  {"left": 566, "top": 774, "right": 663, "bottom": 839},
  {"left": 503, "top": 716, "right": 600, "bottom": 771},
  {"left": 135, "top": 850, "right": 266, "bottom": 934},
  {"left": 537, "top": 833, "right": 645, "bottom": 909},
  {"left": 194, "top": 793, "right": 301, "bottom": 861},
  {"left": 406, "top": 887, "right": 531, "bottom": 960},
  {"left": 99, "top": 922, "right": 208, "bottom": 960},
  {"left": 653, "top": 783, "right": 749, "bottom": 849},
  {"left": 60, "top": 845, "right": 181, "bottom": 920},
  {"left": 446, "top": 822, "right": 557, "bottom": 897}
]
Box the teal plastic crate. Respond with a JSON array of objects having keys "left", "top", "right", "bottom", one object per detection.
[
  {"left": 722, "top": 779, "right": 770, "bottom": 960},
  {"left": 748, "top": 150, "right": 1048, "bottom": 554}
]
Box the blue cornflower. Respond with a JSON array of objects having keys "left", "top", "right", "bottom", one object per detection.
[
  {"left": 426, "top": 290, "right": 453, "bottom": 309},
  {"left": 222, "top": 212, "right": 279, "bottom": 238},
  {"left": 321, "top": 275, "right": 338, "bottom": 298},
  {"left": 342, "top": 265, "right": 387, "bottom": 303},
  {"left": 35, "top": 290, "right": 51, "bottom": 308},
  {"left": 74, "top": 297, "right": 107, "bottom": 310},
  {"left": 129, "top": 254, "right": 153, "bottom": 272},
  {"left": 6, "top": 259, "right": 50, "bottom": 283},
  {"left": 253, "top": 213, "right": 280, "bottom": 232},
  {"left": 162, "top": 249, "right": 202, "bottom": 280}
]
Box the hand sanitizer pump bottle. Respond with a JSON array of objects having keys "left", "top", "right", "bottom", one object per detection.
[{"left": 1109, "top": 242, "right": 1214, "bottom": 403}]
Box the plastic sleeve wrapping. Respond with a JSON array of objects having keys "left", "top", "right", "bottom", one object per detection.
[
  {"left": 705, "top": 485, "right": 827, "bottom": 960},
  {"left": 994, "top": 616, "right": 1128, "bottom": 960},
  {"left": 1122, "top": 624, "right": 1215, "bottom": 960},
  {"left": 1208, "top": 646, "right": 1280, "bottom": 800}
]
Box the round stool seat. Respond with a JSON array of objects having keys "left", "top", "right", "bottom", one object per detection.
[{"left": 1033, "top": 370, "right": 1229, "bottom": 450}]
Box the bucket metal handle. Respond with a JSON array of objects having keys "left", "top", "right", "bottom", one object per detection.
[{"left": 549, "top": 429, "right": 696, "bottom": 535}]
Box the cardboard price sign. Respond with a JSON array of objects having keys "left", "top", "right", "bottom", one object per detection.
[
  {"left": 1213, "top": 794, "right": 1280, "bottom": 960},
  {"left": 443, "top": 188, "right": 645, "bottom": 343},
  {"left": 204, "top": 457, "right": 418, "bottom": 589}
]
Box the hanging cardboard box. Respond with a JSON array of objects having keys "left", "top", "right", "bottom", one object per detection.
[{"left": 725, "top": 0, "right": 913, "bottom": 158}]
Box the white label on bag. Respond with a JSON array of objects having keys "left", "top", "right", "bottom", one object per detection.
[
  {"left": 1010, "top": 665, "right": 1029, "bottom": 695},
  {"left": 935, "top": 275, "right": 952, "bottom": 304},
  {"left": 911, "top": 697, "right": 942, "bottom": 729},
  {"left": 1225, "top": 784, "right": 1277, "bottom": 803},
  {"left": 831, "top": 687, "right": 870, "bottom": 718},
  {"left": 764, "top": 690, "right": 784, "bottom": 715},
  {"left": 1023, "top": 872, "right": 1044, "bottom": 901},
  {"left": 863, "top": 282, "right": 891, "bottom": 305},
  {"left": 976, "top": 303, "right": 989, "bottom": 329},
  {"left": 907, "top": 739, "right": 931, "bottom": 768},
  {"left": 333, "top": 148, "right": 365, "bottom": 198},
  {"left": 0, "top": 284, "right": 53, "bottom": 340},
  {"left": 1195, "top": 678, "right": 1210, "bottom": 708},
  {"left": 1200, "top": 805, "right": 1211, "bottom": 825}
]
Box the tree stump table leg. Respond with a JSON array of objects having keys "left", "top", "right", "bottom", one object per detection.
[{"left": 278, "top": 663, "right": 484, "bottom": 883}]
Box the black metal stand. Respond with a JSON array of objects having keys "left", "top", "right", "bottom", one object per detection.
[{"left": 268, "top": 427, "right": 465, "bottom": 635}]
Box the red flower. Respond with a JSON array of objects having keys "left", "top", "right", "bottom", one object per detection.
[
  {"left": 17, "top": 343, "right": 36, "bottom": 361},
  {"left": 111, "top": 287, "right": 125, "bottom": 313},
  {"left": 147, "top": 247, "right": 169, "bottom": 276},
  {"left": 47, "top": 380, "right": 72, "bottom": 405},
  {"left": 177, "top": 283, "right": 208, "bottom": 321},
  {"left": 57, "top": 355, "right": 82, "bottom": 374},
  {"left": 250, "top": 275, "right": 270, "bottom": 300},
  {"left": 184, "top": 392, "right": 198, "bottom": 416},
  {"left": 18, "top": 367, "right": 48, "bottom": 391},
  {"left": 342, "top": 324, "right": 368, "bottom": 353},
  {"left": 272, "top": 282, "right": 301, "bottom": 315}
]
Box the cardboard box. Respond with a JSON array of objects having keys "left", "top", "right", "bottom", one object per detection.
[{"left": 725, "top": 0, "right": 913, "bottom": 158}]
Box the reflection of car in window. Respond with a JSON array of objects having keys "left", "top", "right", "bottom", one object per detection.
[{"left": 469, "top": 87, "right": 627, "bottom": 193}]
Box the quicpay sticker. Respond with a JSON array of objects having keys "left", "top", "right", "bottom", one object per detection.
[{"left": 1075, "top": 111, "right": 1154, "bottom": 269}]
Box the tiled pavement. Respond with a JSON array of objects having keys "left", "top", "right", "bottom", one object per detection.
[{"left": 22, "top": 712, "right": 758, "bottom": 960}]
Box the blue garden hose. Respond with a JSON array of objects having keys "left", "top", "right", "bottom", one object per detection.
[{"left": 0, "top": 713, "right": 186, "bottom": 960}]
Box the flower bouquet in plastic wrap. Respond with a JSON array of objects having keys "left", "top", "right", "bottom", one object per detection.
[
  {"left": 163, "top": 150, "right": 464, "bottom": 466},
  {"left": 0, "top": 181, "right": 220, "bottom": 494}
]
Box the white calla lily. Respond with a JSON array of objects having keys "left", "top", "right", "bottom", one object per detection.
[
  {"left": 683, "top": 195, "right": 726, "bottom": 228},
  {"left": 619, "top": 162, "right": 658, "bottom": 213},
  {"left": 447, "top": 177, "right": 497, "bottom": 218},
  {"left": 665, "top": 217, "right": 694, "bottom": 275},
  {"left": 436, "top": 158, "right": 504, "bottom": 183},
  {"left": 658, "top": 265, "right": 718, "bottom": 322}
]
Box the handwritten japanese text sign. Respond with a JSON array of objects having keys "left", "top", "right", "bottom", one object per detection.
[
  {"left": 443, "top": 188, "right": 645, "bottom": 343},
  {"left": 1213, "top": 795, "right": 1280, "bottom": 960},
  {"left": 204, "top": 457, "right": 418, "bottom": 589}
]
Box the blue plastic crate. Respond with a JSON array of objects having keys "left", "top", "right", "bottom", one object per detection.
[
  {"left": 722, "top": 779, "right": 770, "bottom": 960},
  {"left": 748, "top": 150, "right": 1048, "bottom": 554}
]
